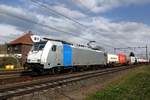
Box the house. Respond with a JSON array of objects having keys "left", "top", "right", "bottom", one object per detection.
[{"left": 7, "top": 31, "right": 34, "bottom": 66}]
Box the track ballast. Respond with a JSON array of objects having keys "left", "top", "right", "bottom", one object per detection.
[{"left": 0, "top": 65, "right": 141, "bottom": 100}]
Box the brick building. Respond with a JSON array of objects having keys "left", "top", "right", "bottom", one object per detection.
[{"left": 7, "top": 32, "right": 33, "bottom": 66}]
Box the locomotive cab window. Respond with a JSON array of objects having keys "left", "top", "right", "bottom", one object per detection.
[
  {"left": 52, "top": 45, "right": 57, "bottom": 51},
  {"left": 32, "top": 41, "right": 47, "bottom": 51}
]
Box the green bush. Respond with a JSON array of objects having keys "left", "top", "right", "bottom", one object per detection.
[{"left": 0, "top": 57, "right": 20, "bottom": 68}]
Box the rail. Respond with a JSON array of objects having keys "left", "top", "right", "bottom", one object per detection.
[{"left": 0, "top": 65, "right": 138, "bottom": 99}]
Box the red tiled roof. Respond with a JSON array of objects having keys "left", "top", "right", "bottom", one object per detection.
[{"left": 9, "top": 32, "right": 33, "bottom": 45}]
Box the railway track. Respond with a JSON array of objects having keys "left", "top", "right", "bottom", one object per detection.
[
  {"left": 0, "top": 73, "right": 21, "bottom": 80},
  {"left": 0, "top": 69, "right": 24, "bottom": 75},
  {"left": 0, "top": 69, "right": 31, "bottom": 80},
  {"left": 0, "top": 70, "right": 23, "bottom": 80},
  {"left": 0, "top": 65, "right": 138, "bottom": 100},
  {"left": 0, "top": 70, "right": 33, "bottom": 85}
]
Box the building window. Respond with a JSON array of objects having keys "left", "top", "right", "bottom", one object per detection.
[
  {"left": 14, "top": 46, "right": 19, "bottom": 51},
  {"left": 7, "top": 47, "right": 10, "bottom": 51},
  {"left": 13, "top": 45, "right": 21, "bottom": 53}
]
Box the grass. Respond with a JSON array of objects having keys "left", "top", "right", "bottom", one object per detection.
[{"left": 87, "top": 65, "right": 150, "bottom": 100}]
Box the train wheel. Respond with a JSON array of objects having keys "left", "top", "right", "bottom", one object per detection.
[
  {"left": 73, "top": 66, "right": 77, "bottom": 72},
  {"left": 51, "top": 67, "right": 60, "bottom": 74}
]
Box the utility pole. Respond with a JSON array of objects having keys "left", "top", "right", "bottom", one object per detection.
[
  {"left": 114, "top": 46, "right": 148, "bottom": 59},
  {"left": 146, "top": 45, "right": 148, "bottom": 60},
  {"left": 114, "top": 48, "right": 116, "bottom": 54}
]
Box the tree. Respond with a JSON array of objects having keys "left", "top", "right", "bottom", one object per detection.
[{"left": 129, "top": 52, "right": 135, "bottom": 57}]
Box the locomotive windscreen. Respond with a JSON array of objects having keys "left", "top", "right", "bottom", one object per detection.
[{"left": 32, "top": 41, "right": 47, "bottom": 51}]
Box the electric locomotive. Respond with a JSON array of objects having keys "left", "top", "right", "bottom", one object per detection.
[{"left": 26, "top": 38, "right": 107, "bottom": 74}]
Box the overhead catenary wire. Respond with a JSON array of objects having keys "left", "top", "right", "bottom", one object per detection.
[
  {"left": 28, "top": 0, "right": 117, "bottom": 48},
  {"left": 115, "top": 46, "right": 148, "bottom": 59},
  {"left": 30, "top": 0, "right": 150, "bottom": 56},
  {"left": 0, "top": 7, "right": 114, "bottom": 48},
  {"left": 29, "top": 0, "right": 112, "bottom": 36},
  {"left": 29, "top": 0, "right": 129, "bottom": 48},
  {"left": 30, "top": 0, "right": 88, "bottom": 29}
]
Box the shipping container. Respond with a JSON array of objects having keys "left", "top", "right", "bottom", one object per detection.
[
  {"left": 127, "top": 56, "right": 136, "bottom": 64},
  {"left": 137, "top": 58, "right": 149, "bottom": 63},
  {"left": 118, "top": 54, "right": 127, "bottom": 64},
  {"left": 107, "top": 53, "right": 119, "bottom": 64}
]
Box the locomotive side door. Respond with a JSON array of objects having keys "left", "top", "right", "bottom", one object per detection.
[{"left": 50, "top": 45, "right": 57, "bottom": 67}]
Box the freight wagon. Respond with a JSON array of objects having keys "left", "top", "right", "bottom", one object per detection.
[
  {"left": 136, "top": 58, "right": 149, "bottom": 64},
  {"left": 107, "top": 54, "right": 119, "bottom": 66},
  {"left": 107, "top": 53, "right": 136, "bottom": 66}
]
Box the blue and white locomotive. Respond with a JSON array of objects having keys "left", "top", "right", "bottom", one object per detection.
[{"left": 26, "top": 38, "right": 107, "bottom": 74}]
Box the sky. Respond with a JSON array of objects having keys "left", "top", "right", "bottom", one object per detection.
[{"left": 0, "top": 0, "right": 150, "bottom": 55}]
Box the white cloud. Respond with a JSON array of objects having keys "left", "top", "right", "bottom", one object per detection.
[
  {"left": 0, "top": 24, "right": 23, "bottom": 43},
  {"left": 52, "top": 4, "right": 86, "bottom": 18},
  {"left": 0, "top": 3, "right": 150, "bottom": 54},
  {"left": 74, "top": 0, "right": 150, "bottom": 13},
  {"left": 0, "top": 4, "right": 87, "bottom": 43},
  {"left": 0, "top": 24, "right": 22, "bottom": 37},
  {"left": 0, "top": 4, "right": 85, "bottom": 32},
  {"left": 79, "top": 16, "right": 150, "bottom": 48}
]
